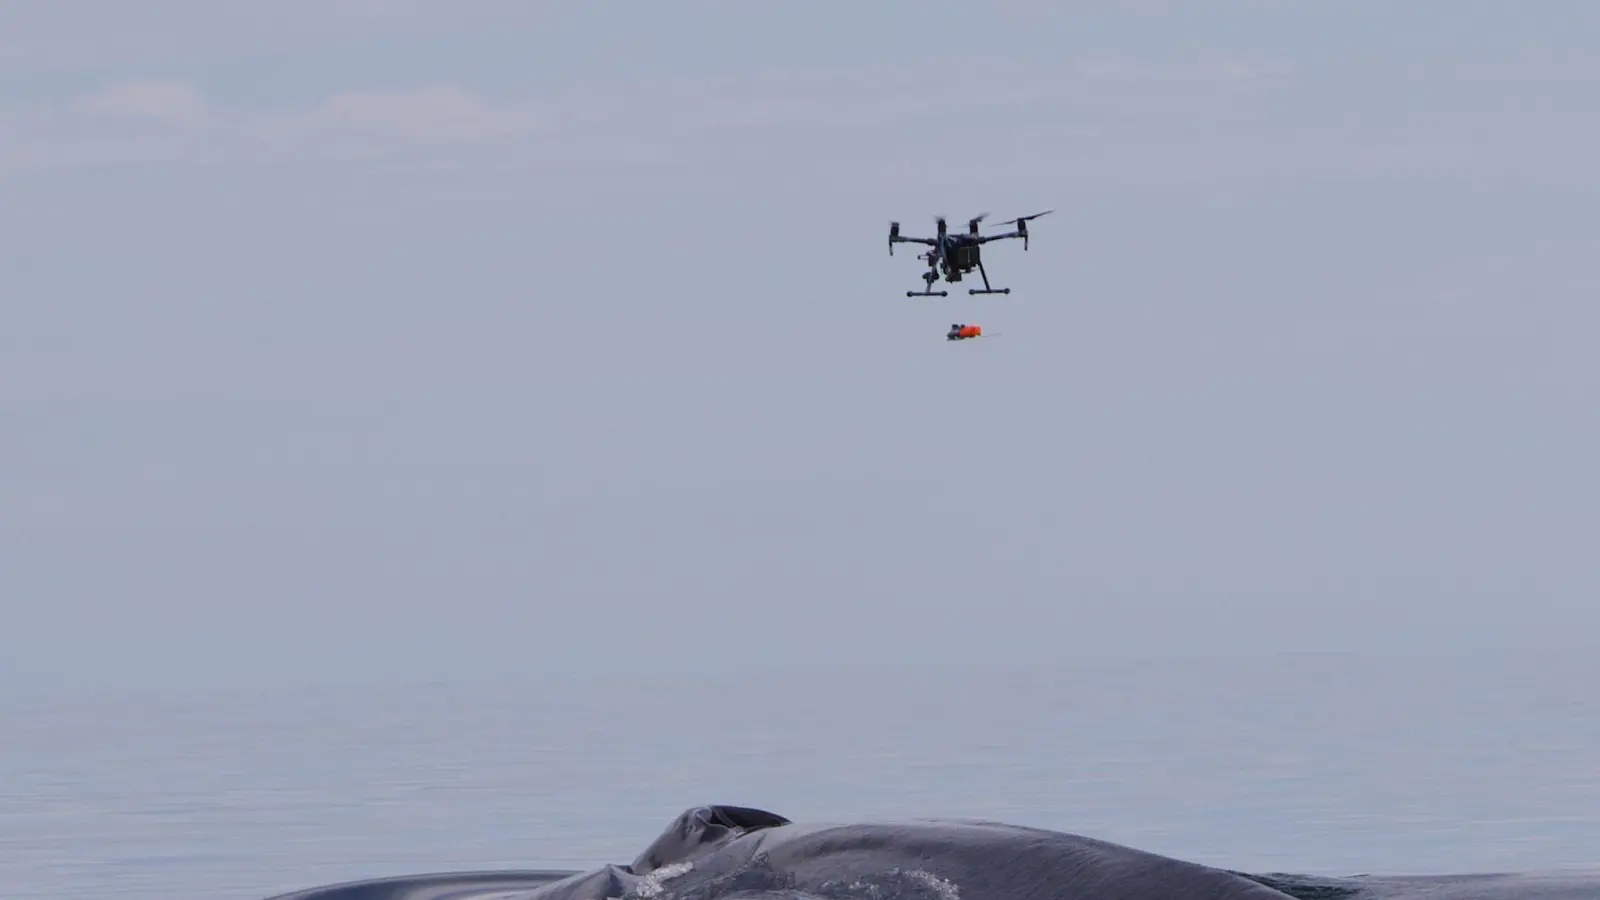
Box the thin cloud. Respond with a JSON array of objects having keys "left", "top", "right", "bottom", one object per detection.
[
  {"left": 1, "top": 79, "right": 551, "bottom": 175},
  {"left": 235, "top": 84, "right": 544, "bottom": 163},
  {"left": 74, "top": 78, "right": 209, "bottom": 120},
  {"left": 0, "top": 57, "right": 1310, "bottom": 179},
  {"left": 0, "top": 0, "right": 556, "bottom": 73},
  {"left": 1072, "top": 57, "right": 1296, "bottom": 83}
]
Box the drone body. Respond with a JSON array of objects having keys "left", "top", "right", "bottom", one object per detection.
[{"left": 887, "top": 210, "right": 1052, "bottom": 297}]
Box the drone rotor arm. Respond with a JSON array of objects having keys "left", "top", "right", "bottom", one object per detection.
[
  {"left": 984, "top": 210, "right": 1052, "bottom": 250},
  {"left": 973, "top": 230, "right": 1021, "bottom": 244},
  {"left": 889, "top": 220, "right": 938, "bottom": 255}
]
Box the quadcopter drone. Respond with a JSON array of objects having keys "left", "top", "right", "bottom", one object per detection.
[{"left": 887, "top": 210, "right": 1052, "bottom": 297}]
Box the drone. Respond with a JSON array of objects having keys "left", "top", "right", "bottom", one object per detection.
[{"left": 887, "top": 210, "right": 1052, "bottom": 297}]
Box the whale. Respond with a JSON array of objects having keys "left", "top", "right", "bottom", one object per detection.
[{"left": 261, "top": 804, "right": 1600, "bottom": 900}]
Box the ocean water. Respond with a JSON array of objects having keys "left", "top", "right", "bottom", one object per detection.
[{"left": 2, "top": 648, "right": 1597, "bottom": 900}]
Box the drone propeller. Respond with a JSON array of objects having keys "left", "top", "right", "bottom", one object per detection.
[
  {"left": 968, "top": 213, "right": 987, "bottom": 234},
  {"left": 993, "top": 209, "right": 1054, "bottom": 227},
  {"left": 994, "top": 209, "right": 1052, "bottom": 250}
]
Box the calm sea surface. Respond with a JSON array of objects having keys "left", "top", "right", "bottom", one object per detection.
[{"left": 3, "top": 649, "right": 1597, "bottom": 900}]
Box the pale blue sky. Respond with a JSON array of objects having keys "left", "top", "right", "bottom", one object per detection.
[{"left": 4, "top": 1, "right": 1598, "bottom": 692}]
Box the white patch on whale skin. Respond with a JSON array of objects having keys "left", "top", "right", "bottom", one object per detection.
[
  {"left": 626, "top": 861, "right": 697, "bottom": 899},
  {"left": 900, "top": 869, "right": 960, "bottom": 900},
  {"left": 818, "top": 866, "right": 961, "bottom": 900}
]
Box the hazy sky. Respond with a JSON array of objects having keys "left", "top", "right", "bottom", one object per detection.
[{"left": 4, "top": 1, "right": 1598, "bottom": 692}]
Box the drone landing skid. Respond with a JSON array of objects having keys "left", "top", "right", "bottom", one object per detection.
[
  {"left": 907, "top": 289, "right": 949, "bottom": 297},
  {"left": 969, "top": 260, "right": 1009, "bottom": 296}
]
